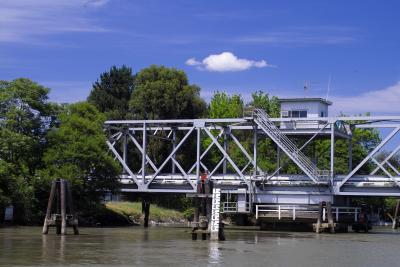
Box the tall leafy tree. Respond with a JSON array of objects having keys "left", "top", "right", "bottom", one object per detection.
[
  {"left": 88, "top": 65, "right": 135, "bottom": 119},
  {"left": 130, "top": 65, "right": 206, "bottom": 119},
  {"left": 0, "top": 78, "right": 55, "bottom": 222},
  {"left": 41, "top": 102, "right": 120, "bottom": 208},
  {"left": 129, "top": 65, "right": 207, "bottom": 172}
]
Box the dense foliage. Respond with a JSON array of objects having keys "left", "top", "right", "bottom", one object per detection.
[{"left": 88, "top": 65, "right": 135, "bottom": 119}]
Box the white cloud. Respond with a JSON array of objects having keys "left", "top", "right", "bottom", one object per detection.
[
  {"left": 0, "top": 0, "right": 110, "bottom": 43},
  {"left": 330, "top": 82, "right": 400, "bottom": 115},
  {"left": 185, "top": 58, "right": 202, "bottom": 66},
  {"left": 186, "top": 52, "right": 272, "bottom": 72},
  {"left": 234, "top": 27, "right": 359, "bottom": 46}
]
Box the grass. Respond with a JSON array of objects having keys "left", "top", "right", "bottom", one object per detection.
[{"left": 106, "top": 201, "right": 185, "bottom": 224}]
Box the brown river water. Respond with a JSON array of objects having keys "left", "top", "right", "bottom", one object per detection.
[{"left": 1, "top": 226, "right": 400, "bottom": 267}]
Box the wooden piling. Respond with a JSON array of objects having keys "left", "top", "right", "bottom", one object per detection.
[
  {"left": 392, "top": 200, "right": 400, "bottom": 229},
  {"left": 142, "top": 198, "right": 150, "bottom": 228},
  {"left": 326, "top": 201, "right": 335, "bottom": 234},
  {"left": 60, "top": 179, "right": 67, "bottom": 235},
  {"left": 315, "top": 202, "right": 323, "bottom": 233},
  {"left": 42, "top": 180, "right": 56, "bottom": 234},
  {"left": 42, "top": 179, "right": 79, "bottom": 235},
  {"left": 66, "top": 182, "right": 79, "bottom": 235}
]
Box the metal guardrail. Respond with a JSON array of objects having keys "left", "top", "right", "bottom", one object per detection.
[
  {"left": 256, "top": 204, "right": 361, "bottom": 222},
  {"left": 222, "top": 201, "right": 250, "bottom": 213}
]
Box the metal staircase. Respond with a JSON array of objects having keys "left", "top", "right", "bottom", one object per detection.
[{"left": 253, "top": 109, "right": 329, "bottom": 184}]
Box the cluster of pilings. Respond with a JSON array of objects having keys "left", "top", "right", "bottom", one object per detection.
[
  {"left": 314, "top": 201, "right": 335, "bottom": 233},
  {"left": 189, "top": 181, "right": 225, "bottom": 241},
  {"left": 42, "top": 179, "right": 79, "bottom": 235}
]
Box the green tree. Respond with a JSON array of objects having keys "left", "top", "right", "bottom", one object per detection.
[
  {"left": 209, "top": 91, "right": 244, "bottom": 118},
  {"left": 88, "top": 65, "right": 135, "bottom": 119},
  {"left": 247, "top": 91, "right": 280, "bottom": 117},
  {"left": 130, "top": 65, "right": 206, "bottom": 119},
  {"left": 41, "top": 102, "right": 120, "bottom": 208},
  {"left": 0, "top": 78, "right": 55, "bottom": 222},
  {"left": 128, "top": 65, "right": 206, "bottom": 172}
]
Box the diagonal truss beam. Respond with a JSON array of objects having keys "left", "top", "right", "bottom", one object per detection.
[
  {"left": 106, "top": 140, "right": 141, "bottom": 186},
  {"left": 230, "top": 132, "right": 262, "bottom": 173},
  {"left": 145, "top": 127, "right": 195, "bottom": 187},
  {"left": 203, "top": 127, "right": 249, "bottom": 186},
  {"left": 387, "top": 161, "right": 400, "bottom": 176},
  {"left": 371, "top": 158, "right": 400, "bottom": 187},
  {"left": 171, "top": 157, "right": 196, "bottom": 189},
  {"left": 371, "top": 144, "right": 400, "bottom": 175},
  {"left": 128, "top": 133, "right": 158, "bottom": 172},
  {"left": 338, "top": 127, "right": 400, "bottom": 189},
  {"left": 187, "top": 129, "right": 224, "bottom": 174}
]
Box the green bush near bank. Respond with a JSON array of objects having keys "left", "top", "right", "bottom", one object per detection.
[{"left": 106, "top": 201, "right": 185, "bottom": 224}]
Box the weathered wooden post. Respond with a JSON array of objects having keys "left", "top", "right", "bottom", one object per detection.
[
  {"left": 326, "top": 201, "right": 335, "bottom": 233},
  {"left": 141, "top": 197, "right": 150, "bottom": 228},
  {"left": 66, "top": 182, "right": 79, "bottom": 235},
  {"left": 42, "top": 180, "right": 57, "bottom": 234},
  {"left": 42, "top": 179, "right": 79, "bottom": 235},
  {"left": 392, "top": 200, "right": 400, "bottom": 229},
  {"left": 315, "top": 202, "right": 323, "bottom": 233},
  {"left": 60, "top": 180, "right": 67, "bottom": 235}
]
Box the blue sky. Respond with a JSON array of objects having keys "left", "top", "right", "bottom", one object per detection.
[{"left": 1, "top": 0, "right": 400, "bottom": 115}]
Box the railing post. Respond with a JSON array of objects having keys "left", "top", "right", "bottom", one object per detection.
[
  {"left": 336, "top": 207, "right": 339, "bottom": 222},
  {"left": 293, "top": 206, "right": 296, "bottom": 221},
  {"left": 355, "top": 209, "right": 358, "bottom": 222},
  {"left": 278, "top": 205, "right": 281, "bottom": 220},
  {"left": 256, "top": 205, "right": 258, "bottom": 219}
]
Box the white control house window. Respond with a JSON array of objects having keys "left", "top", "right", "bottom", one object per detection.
[{"left": 281, "top": 110, "right": 308, "bottom": 118}]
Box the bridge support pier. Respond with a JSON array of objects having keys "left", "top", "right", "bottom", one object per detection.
[{"left": 142, "top": 198, "right": 150, "bottom": 228}]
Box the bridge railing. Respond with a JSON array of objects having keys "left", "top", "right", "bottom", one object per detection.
[
  {"left": 222, "top": 201, "right": 250, "bottom": 213},
  {"left": 256, "top": 204, "right": 360, "bottom": 222}
]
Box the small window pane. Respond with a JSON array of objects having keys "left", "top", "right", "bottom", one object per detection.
[
  {"left": 300, "top": 111, "right": 307, "bottom": 118},
  {"left": 292, "top": 111, "right": 300, "bottom": 118}
]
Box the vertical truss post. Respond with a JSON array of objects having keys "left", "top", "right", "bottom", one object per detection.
[
  {"left": 223, "top": 128, "right": 228, "bottom": 174},
  {"left": 253, "top": 125, "right": 258, "bottom": 178},
  {"left": 146, "top": 127, "right": 195, "bottom": 187},
  {"left": 330, "top": 123, "right": 335, "bottom": 183},
  {"left": 348, "top": 137, "right": 353, "bottom": 172},
  {"left": 172, "top": 128, "right": 176, "bottom": 174},
  {"left": 122, "top": 130, "right": 128, "bottom": 165},
  {"left": 106, "top": 140, "right": 140, "bottom": 185},
  {"left": 196, "top": 126, "right": 201, "bottom": 183},
  {"left": 142, "top": 123, "right": 147, "bottom": 185},
  {"left": 204, "top": 128, "right": 248, "bottom": 186}
]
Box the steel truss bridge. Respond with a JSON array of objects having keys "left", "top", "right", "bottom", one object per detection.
[{"left": 104, "top": 109, "right": 400, "bottom": 214}]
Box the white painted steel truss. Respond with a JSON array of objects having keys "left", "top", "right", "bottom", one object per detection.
[{"left": 105, "top": 113, "right": 400, "bottom": 196}]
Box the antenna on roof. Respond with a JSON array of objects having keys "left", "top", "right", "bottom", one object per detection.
[
  {"left": 303, "top": 81, "right": 310, "bottom": 97},
  {"left": 326, "top": 75, "right": 332, "bottom": 100}
]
